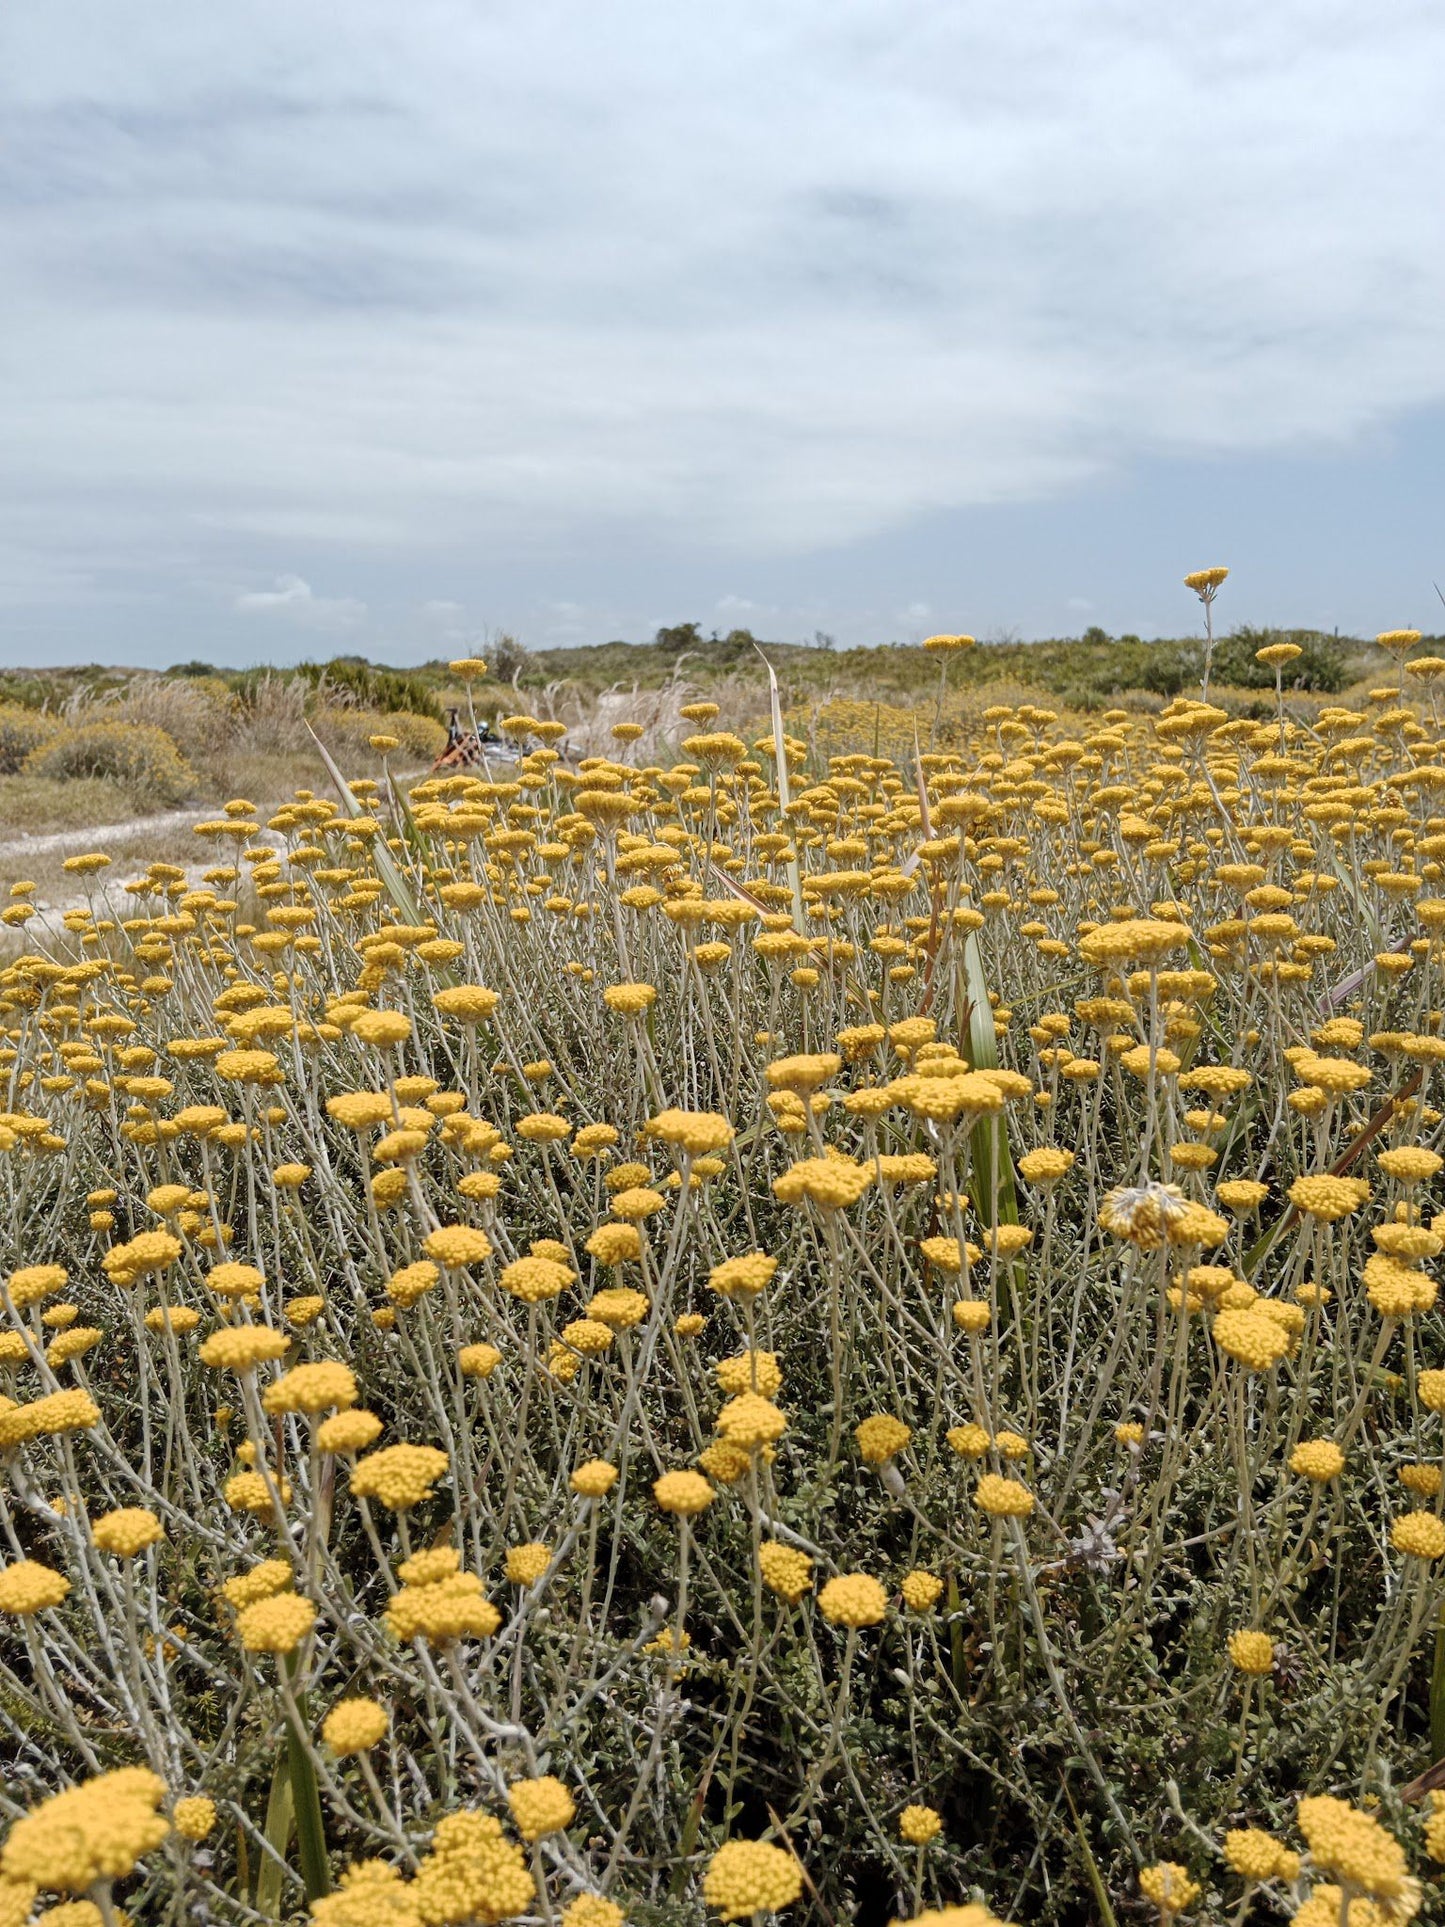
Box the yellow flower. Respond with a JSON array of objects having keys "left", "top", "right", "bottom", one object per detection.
[
  {"left": 1, "top": 1768, "right": 169, "bottom": 1894},
  {"left": 221, "top": 1559, "right": 294, "bottom": 1609},
  {"left": 1017, "top": 1147, "right": 1074, "bottom": 1185},
  {"left": 0, "top": 1559, "right": 70, "bottom": 1616},
  {"left": 561, "top": 1899, "right": 626, "bottom": 1927},
  {"left": 351, "top": 1444, "right": 450, "bottom": 1511},
  {"left": 975, "top": 1474, "right": 1034, "bottom": 1518},
  {"left": 716, "top": 1351, "right": 782, "bottom": 1396},
  {"left": 1138, "top": 1861, "right": 1201, "bottom": 1914},
  {"left": 505, "top": 1542, "right": 552, "bottom": 1586},
  {"left": 350, "top": 1009, "right": 412, "bottom": 1050},
  {"left": 499, "top": 1255, "right": 574, "bottom": 1303},
  {"left": 458, "top": 1343, "right": 503, "bottom": 1380},
  {"left": 648, "top": 1107, "right": 734, "bottom": 1156},
  {"left": 423, "top": 1224, "right": 493, "bottom": 1268},
  {"left": 772, "top": 1157, "right": 874, "bottom": 1210},
  {"left": 900, "top": 1804, "right": 942, "bottom": 1844},
  {"left": 1080, "top": 919, "right": 1191, "bottom": 967},
  {"left": 1290, "top": 1440, "right": 1345, "bottom": 1483},
  {"left": 236, "top": 1591, "right": 316, "bottom": 1655},
  {"left": 1222, "top": 1828, "right": 1298, "bottom": 1881},
  {"left": 172, "top": 1796, "right": 218, "bottom": 1842},
  {"left": 716, "top": 1393, "right": 787, "bottom": 1449},
  {"left": 708, "top": 1253, "right": 778, "bottom": 1298},
  {"left": 654, "top": 1470, "right": 716, "bottom": 1516},
  {"left": 586, "top": 1222, "right": 643, "bottom": 1266},
  {"left": 1226, "top": 1629, "right": 1274, "bottom": 1675},
  {"left": 608, "top": 1185, "right": 667, "bottom": 1222},
  {"left": 901, "top": 1570, "right": 943, "bottom": 1613},
  {"left": 262, "top": 1362, "right": 357, "bottom": 1415},
  {"left": 1296, "top": 1795, "right": 1414, "bottom": 1904},
  {"left": 102, "top": 1231, "right": 183, "bottom": 1285},
  {"left": 759, "top": 1541, "right": 813, "bottom": 1602},
  {"left": 207, "top": 1261, "right": 266, "bottom": 1300},
  {"left": 560, "top": 1317, "right": 614, "bottom": 1357},
  {"left": 1212, "top": 1308, "right": 1291, "bottom": 1372},
  {"left": 323, "top": 1698, "right": 390, "bottom": 1756},
  {"left": 6, "top": 1263, "right": 67, "bottom": 1308},
  {"left": 702, "top": 1840, "right": 803, "bottom": 1921},
  {"left": 817, "top": 1573, "right": 888, "bottom": 1626},
  {"left": 0, "top": 1391, "right": 102, "bottom": 1446},
  {"left": 317, "top": 1409, "right": 384, "bottom": 1453},
  {"left": 506, "top": 1776, "right": 575, "bottom": 1841},
  {"left": 570, "top": 1459, "right": 619, "bottom": 1499},
  {"left": 91, "top": 1508, "right": 164, "bottom": 1559},
  {"left": 198, "top": 1326, "right": 290, "bottom": 1373},
  {"left": 224, "top": 1470, "right": 291, "bottom": 1515},
  {"left": 386, "top": 1262, "right": 440, "bottom": 1309},
  {"left": 1289, "top": 1174, "right": 1371, "bottom": 1221},
  {"left": 603, "top": 981, "right": 657, "bottom": 1016},
  {"left": 1392, "top": 1511, "right": 1445, "bottom": 1559},
  {"left": 855, "top": 1414, "right": 912, "bottom": 1464},
  {"left": 410, "top": 1811, "right": 534, "bottom": 1923},
  {"left": 385, "top": 1574, "right": 500, "bottom": 1646}
]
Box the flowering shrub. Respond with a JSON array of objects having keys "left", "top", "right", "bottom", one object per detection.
[
  {"left": 22, "top": 718, "right": 196, "bottom": 808},
  {"left": 5, "top": 648, "right": 1445, "bottom": 1922}
]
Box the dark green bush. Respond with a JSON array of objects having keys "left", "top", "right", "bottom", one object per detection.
[{"left": 296, "top": 657, "right": 442, "bottom": 720}]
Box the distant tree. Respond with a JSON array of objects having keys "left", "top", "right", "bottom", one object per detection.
[
  {"left": 1081, "top": 625, "right": 1110, "bottom": 647},
  {"left": 813, "top": 630, "right": 837, "bottom": 651},
  {"left": 165, "top": 659, "right": 217, "bottom": 679},
  {"left": 655, "top": 622, "right": 704, "bottom": 653},
  {"left": 487, "top": 632, "right": 531, "bottom": 683}
]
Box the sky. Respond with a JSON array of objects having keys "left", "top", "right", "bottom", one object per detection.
[{"left": 3, "top": 0, "right": 1445, "bottom": 668}]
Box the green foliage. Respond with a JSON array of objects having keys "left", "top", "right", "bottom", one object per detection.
[
  {"left": 0, "top": 702, "right": 62, "bottom": 774},
  {"left": 293, "top": 656, "right": 442, "bottom": 720},
  {"left": 312, "top": 705, "right": 446, "bottom": 764},
  {"left": 23, "top": 720, "right": 196, "bottom": 808},
  {"left": 1205, "top": 626, "right": 1349, "bottom": 693}
]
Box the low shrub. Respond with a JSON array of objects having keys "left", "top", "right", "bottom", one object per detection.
[
  {"left": 106, "top": 673, "right": 240, "bottom": 765},
  {"left": 313, "top": 704, "right": 446, "bottom": 763},
  {"left": 293, "top": 655, "right": 443, "bottom": 719},
  {"left": 0, "top": 701, "right": 61, "bottom": 773},
  {"left": 23, "top": 720, "right": 196, "bottom": 808}
]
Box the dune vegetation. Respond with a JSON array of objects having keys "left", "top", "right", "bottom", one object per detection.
[{"left": 5, "top": 621, "right": 1445, "bottom": 1923}]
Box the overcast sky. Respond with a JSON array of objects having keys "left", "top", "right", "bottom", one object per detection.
[{"left": 3, "top": 0, "right": 1444, "bottom": 668}]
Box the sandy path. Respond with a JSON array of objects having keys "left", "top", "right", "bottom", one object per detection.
[{"left": 0, "top": 807, "right": 212, "bottom": 863}]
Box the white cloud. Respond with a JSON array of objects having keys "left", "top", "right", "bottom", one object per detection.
[
  {"left": 1, "top": 0, "right": 1443, "bottom": 656},
  {"left": 235, "top": 573, "right": 365, "bottom": 630}
]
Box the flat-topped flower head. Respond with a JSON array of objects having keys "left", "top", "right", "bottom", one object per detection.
[
  {"left": 506, "top": 1775, "right": 575, "bottom": 1841},
  {"left": 703, "top": 1840, "right": 803, "bottom": 1921},
  {"left": 199, "top": 1327, "right": 289, "bottom": 1373},
  {"left": 323, "top": 1698, "right": 389, "bottom": 1756},
  {"left": 818, "top": 1573, "right": 888, "bottom": 1626},
  {"left": 0, "top": 1559, "right": 70, "bottom": 1616},
  {"left": 654, "top": 1470, "right": 715, "bottom": 1516},
  {"left": 92, "top": 1508, "right": 164, "bottom": 1558},
  {"left": 855, "top": 1414, "right": 911, "bottom": 1464},
  {"left": 351, "top": 1444, "right": 449, "bottom": 1512}
]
